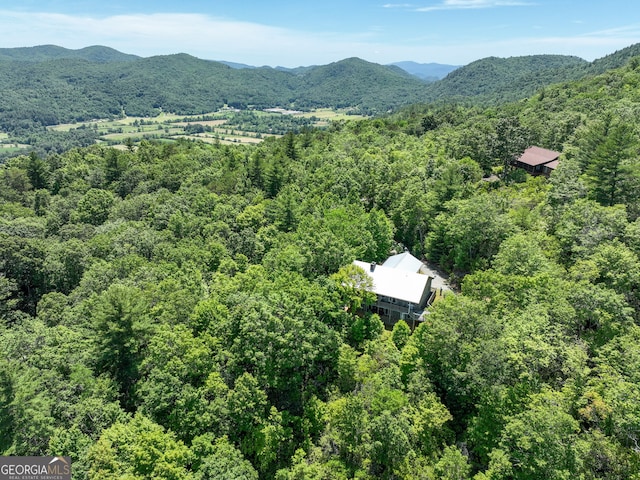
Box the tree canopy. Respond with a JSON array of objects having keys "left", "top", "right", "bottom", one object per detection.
[{"left": 2, "top": 49, "right": 640, "bottom": 480}]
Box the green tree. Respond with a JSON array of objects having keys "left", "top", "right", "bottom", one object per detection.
[
  {"left": 491, "top": 232, "right": 554, "bottom": 277},
  {"left": 137, "top": 324, "right": 222, "bottom": 441},
  {"left": 547, "top": 157, "right": 586, "bottom": 208},
  {"left": 87, "top": 413, "right": 194, "bottom": 480},
  {"left": 584, "top": 122, "right": 639, "bottom": 207},
  {"left": 364, "top": 208, "right": 395, "bottom": 262},
  {"left": 43, "top": 239, "right": 88, "bottom": 294},
  {"left": 0, "top": 361, "right": 55, "bottom": 456},
  {"left": 552, "top": 199, "right": 627, "bottom": 262},
  {"left": 105, "top": 148, "right": 124, "bottom": 184},
  {"left": 331, "top": 263, "right": 376, "bottom": 313},
  {"left": 92, "top": 283, "right": 152, "bottom": 410},
  {"left": 369, "top": 410, "right": 412, "bottom": 478},
  {"left": 425, "top": 193, "right": 514, "bottom": 272},
  {"left": 391, "top": 180, "right": 437, "bottom": 255},
  {"left": 0, "top": 274, "right": 19, "bottom": 325},
  {"left": 391, "top": 320, "right": 411, "bottom": 350},
  {"left": 26, "top": 152, "right": 49, "bottom": 190},
  {"left": 73, "top": 188, "right": 115, "bottom": 225},
  {"left": 489, "top": 116, "right": 531, "bottom": 178},
  {"left": 491, "top": 389, "right": 581, "bottom": 480},
  {"left": 434, "top": 445, "right": 471, "bottom": 480},
  {"left": 0, "top": 235, "right": 47, "bottom": 314},
  {"left": 194, "top": 436, "right": 258, "bottom": 480}
]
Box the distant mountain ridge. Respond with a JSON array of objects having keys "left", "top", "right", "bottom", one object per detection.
[
  {"left": 1, "top": 43, "right": 640, "bottom": 132},
  {"left": 221, "top": 59, "right": 460, "bottom": 81},
  {"left": 587, "top": 42, "right": 640, "bottom": 75},
  {"left": 389, "top": 61, "right": 460, "bottom": 81},
  {"left": 0, "top": 44, "right": 139, "bottom": 63},
  {"left": 0, "top": 51, "right": 431, "bottom": 131},
  {"left": 423, "top": 54, "right": 589, "bottom": 104},
  {"left": 423, "top": 44, "right": 640, "bottom": 104}
]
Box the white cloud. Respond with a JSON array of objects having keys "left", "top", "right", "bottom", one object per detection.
[
  {"left": 0, "top": 9, "right": 637, "bottom": 66},
  {"left": 419, "top": 29, "right": 640, "bottom": 62},
  {"left": 416, "top": 0, "right": 534, "bottom": 12},
  {"left": 583, "top": 24, "right": 640, "bottom": 38},
  {"left": 0, "top": 10, "right": 367, "bottom": 66}
]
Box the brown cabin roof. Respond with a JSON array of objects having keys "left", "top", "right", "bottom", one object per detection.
[
  {"left": 516, "top": 146, "right": 560, "bottom": 167},
  {"left": 544, "top": 159, "right": 560, "bottom": 170}
]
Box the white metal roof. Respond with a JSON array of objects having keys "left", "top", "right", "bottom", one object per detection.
[
  {"left": 382, "top": 251, "right": 423, "bottom": 272},
  {"left": 353, "top": 260, "right": 431, "bottom": 304}
]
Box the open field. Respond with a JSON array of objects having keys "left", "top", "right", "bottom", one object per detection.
[
  {"left": 40, "top": 111, "right": 279, "bottom": 148},
  {"left": 299, "top": 108, "right": 364, "bottom": 120},
  {"left": 0, "top": 108, "right": 366, "bottom": 156},
  {"left": 0, "top": 133, "right": 30, "bottom": 154},
  {"left": 170, "top": 119, "right": 227, "bottom": 127},
  {"left": 0, "top": 144, "right": 29, "bottom": 153}
]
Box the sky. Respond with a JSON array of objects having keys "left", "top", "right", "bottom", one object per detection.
[{"left": 0, "top": 1, "right": 639, "bottom": 67}]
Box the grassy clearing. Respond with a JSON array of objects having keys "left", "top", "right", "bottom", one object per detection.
[
  {"left": 300, "top": 108, "right": 364, "bottom": 120},
  {"left": 171, "top": 119, "right": 227, "bottom": 127},
  {"left": 38, "top": 108, "right": 365, "bottom": 150},
  {"left": 0, "top": 145, "right": 29, "bottom": 153}
]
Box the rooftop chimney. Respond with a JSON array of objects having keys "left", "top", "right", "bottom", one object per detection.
[{"left": 370, "top": 262, "right": 376, "bottom": 272}]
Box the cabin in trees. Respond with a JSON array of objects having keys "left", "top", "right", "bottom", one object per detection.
[
  {"left": 353, "top": 252, "right": 434, "bottom": 328},
  {"left": 512, "top": 146, "right": 560, "bottom": 176}
]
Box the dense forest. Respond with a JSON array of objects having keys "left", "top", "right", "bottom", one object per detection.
[
  {"left": 421, "top": 43, "right": 640, "bottom": 105},
  {"left": 2, "top": 46, "right": 640, "bottom": 479},
  {"left": 2, "top": 43, "right": 640, "bottom": 137},
  {"left": 0, "top": 51, "right": 426, "bottom": 133}
]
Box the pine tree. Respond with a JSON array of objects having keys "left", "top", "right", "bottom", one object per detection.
[
  {"left": 585, "top": 122, "right": 638, "bottom": 207},
  {"left": 26, "top": 151, "right": 49, "bottom": 190}
]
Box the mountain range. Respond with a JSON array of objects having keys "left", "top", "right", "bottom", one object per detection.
[
  {"left": 219, "top": 59, "right": 460, "bottom": 81},
  {"left": 0, "top": 44, "right": 139, "bottom": 63},
  {"left": 1, "top": 43, "right": 639, "bottom": 133},
  {"left": 389, "top": 61, "right": 459, "bottom": 81}
]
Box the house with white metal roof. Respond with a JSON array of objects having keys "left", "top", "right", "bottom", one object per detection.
[{"left": 353, "top": 256, "right": 434, "bottom": 327}]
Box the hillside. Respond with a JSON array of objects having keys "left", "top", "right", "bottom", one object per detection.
[
  {"left": 0, "top": 44, "right": 139, "bottom": 63},
  {"left": 423, "top": 54, "right": 588, "bottom": 104},
  {"left": 424, "top": 44, "right": 640, "bottom": 105},
  {"left": 294, "top": 57, "right": 429, "bottom": 110},
  {"left": 1, "top": 53, "right": 640, "bottom": 479},
  {"left": 1, "top": 42, "right": 640, "bottom": 138},
  {"left": 587, "top": 42, "right": 640, "bottom": 75},
  {"left": 0, "top": 51, "right": 430, "bottom": 132}
]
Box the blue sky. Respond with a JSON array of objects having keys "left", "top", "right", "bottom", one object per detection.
[{"left": 1, "top": 1, "right": 639, "bottom": 67}]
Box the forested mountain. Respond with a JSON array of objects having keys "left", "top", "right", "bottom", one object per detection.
[
  {"left": 2, "top": 43, "right": 639, "bottom": 137},
  {"left": 0, "top": 44, "right": 140, "bottom": 63},
  {"left": 0, "top": 52, "right": 429, "bottom": 132},
  {"left": 224, "top": 59, "right": 459, "bottom": 82},
  {"left": 588, "top": 42, "right": 640, "bottom": 75},
  {"left": 426, "top": 44, "right": 640, "bottom": 105},
  {"left": 295, "top": 57, "right": 429, "bottom": 109},
  {"left": 424, "top": 54, "right": 588, "bottom": 103},
  {"left": 2, "top": 53, "right": 640, "bottom": 479}
]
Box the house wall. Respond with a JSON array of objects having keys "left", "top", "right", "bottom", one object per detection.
[
  {"left": 512, "top": 160, "right": 556, "bottom": 177},
  {"left": 372, "top": 296, "right": 421, "bottom": 328},
  {"left": 418, "top": 276, "right": 434, "bottom": 308}
]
